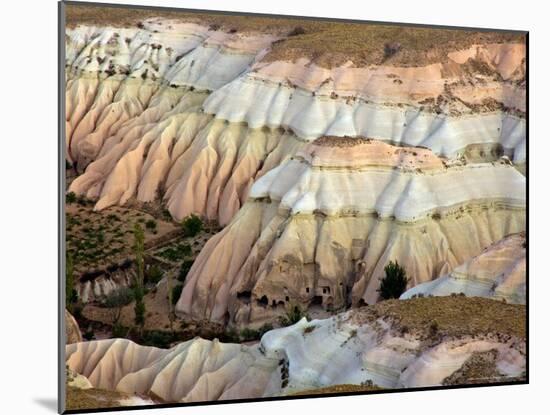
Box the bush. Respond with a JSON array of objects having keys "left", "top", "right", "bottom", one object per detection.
[
  {"left": 145, "top": 265, "right": 163, "bottom": 284},
  {"left": 66, "top": 253, "right": 78, "bottom": 311},
  {"left": 83, "top": 330, "right": 95, "bottom": 341},
  {"left": 288, "top": 26, "right": 306, "bottom": 36},
  {"left": 145, "top": 219, "right": 157, "bottom": 230},
  {"left": 103, "top": 287, "right": 134, "bottom": 308},
  {"left": 133, "top": 286, "right": 146, "bottom": 328},
  {"left": 112, "top": 322, "right": 128, "bottom": 338},
  {"left": 378, "top": 261, "right": 409, "bottom": 300},
  {"left": 279, "top": 304, "right": 308, "bottom": 327},
  {"left": 171, "top": 284, "right": 183, "bottom": 305},
  {"left": 239, "top": 328, "right": 260, "bottom": 341},
  {"left": 384, "top": 42, "right": 402, "bottom": 59},
  {"left": 178, "top": 260, "right": 194, "bottom": 282},
  {"left": 240, "top": 324, "right": 274, "bottom": 341},
  {"left": 181, "top": 214, "right": 203, "bottom": 237},
  {"left": 66, "top": 192, "right": 77, "bottom": 204},
  {"left": 141, "top": 331, "right": 175, "bottom": 348},
  {"left": 158, "top": 244, "right": 192, "bottom": 262}
]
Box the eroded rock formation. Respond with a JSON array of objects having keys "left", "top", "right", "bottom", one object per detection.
[
  {"left": 176, "top": 138, "right": 525, "bottom": 326},
  {"left": 65, "top": 309, "right": 83, "bottom": 344},
  {"left": 66, "top": 297, "right": 525, "bottom": 402},
  {"left": 401, "top": 232, "right": 526, "bottom": 303},
  {"left": 65, "top": 19, "right": 526, "bottom": 227}
]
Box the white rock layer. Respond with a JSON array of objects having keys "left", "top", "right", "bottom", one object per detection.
[{"left": 65, "top": 22, "right": 526, "bottom": 224}]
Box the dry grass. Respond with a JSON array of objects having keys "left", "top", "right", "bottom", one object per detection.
[
  {"left": 442, "top": 349, "right": 524, "bottom": 385},
  {"left": 291, "top": 383, "right": 383, "bottom": 396},
  {"left": 65, "top": 386, "right": 128, "bottom": 410},
  {"left": 351, "top": 296, "right": 526, "bottom": 340},
  {"left": 66, "top": 3, "right": 525, "bottom": 67}
]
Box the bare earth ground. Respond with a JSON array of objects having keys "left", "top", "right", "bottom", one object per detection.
[{"left": 66, "top": 201, "right": 178, "bottom": 273}]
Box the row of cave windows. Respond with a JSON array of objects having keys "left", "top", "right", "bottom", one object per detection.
[{"left": 247, "top": 285, "right": 334, "bottom": 308}]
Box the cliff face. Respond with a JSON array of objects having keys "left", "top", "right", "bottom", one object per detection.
[
  {"left": 66, "top": 297, "right": 525, "bottom": 402},
  {"left": 65, "top": 13, "right": 526, "bottom": 327},
  {"left": 65, "top": 20, "right": 526, "bottom": 228},
  {"left": 176, "top": 138, "right": 525, "bottom": 325}
]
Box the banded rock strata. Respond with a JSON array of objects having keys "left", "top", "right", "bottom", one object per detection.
[
  {"left": 65, "top": 19, "right": 526, "bottom": 225},
  {"left": 401, "top": 232, "right": 526, "bottom": 304},
  {"left": 176, "top": 138, "right": 525, "bottom": 326},
  {"left": 66, "top": 297, "right": 525, "bottom": 402}
]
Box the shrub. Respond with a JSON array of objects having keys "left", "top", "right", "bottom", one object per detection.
[
  {"left": 141, "top": 331, "right": 175, "bottom": 348},
  {"left": 103, "top": 287, "right": 134, "bottom": 308},
  {"left": 378, "top": 261, "right": 409, "bottom": 300},
  {"left": 279, "top": 303, "right": 308, "bottom": 327},
  {"left": 239, "top": 327, "right": 259, "bottom": 341},
  {"left": 145, "top": 265, "right": 163, "bottom": 285},
  {"left": 181, "top": 214, "right": 203, "bottom": 237},
  {"left": 83, "top": 330, "right": 95, "bottom": 341},
  {"left": 178, "top": 260, "right": 194, "bottom": 282},
  {"left": 384, "top": 42, "right": 402, "bottom": 58},
  {"left": 66, "top": 192, "right": 77, "bottom": 204},
  {"left": 162, "top": 208, "right": 172, "bottom": 221},
  {"left": 145, "top": 219, "right": 157, "bottom": 230},
  {"left": 159, "top": 244, "right": 192, "bottom": 262},
  {"left": 429, "top": 321, "right": 439, "bottom": 337},
  {"left": 171, "top": 284, "right": 183, "bottom": 305},
  {"left": 220, "top": 327, "right": 240, "bottom": 343},
  {"left": 132, "top": 283, "right": 146, "bottom": 329},
  {"left": 111, "top": 322, "right": 128, "bottom": 338},
  {"left": 76, "top": 195, "right": 89, "bottom": 206},
  {"left": 288, "top": 26, "right": 306, "bottom": 36},
  {"left": 66, "top": 253, "right": 78, "bottom": 310}
]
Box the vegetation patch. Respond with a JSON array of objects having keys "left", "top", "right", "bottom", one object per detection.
[
  {"left": 378, "top": 261, "right": 409, "bottom": 300},
  {"left": 66, "top": 386, "right": 131, "bottom": 410},
  {"left": 350, "top": 296, "right": 526, "bottom": 340},
  {"left": 279, "top": 303, "right": 309, "bottom": 327}
]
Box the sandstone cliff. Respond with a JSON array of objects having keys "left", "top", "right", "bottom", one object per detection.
[{"left": 176, "top": 138, "right": 525, "bottom": 325}]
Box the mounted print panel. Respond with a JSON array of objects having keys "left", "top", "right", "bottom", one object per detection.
[{"left": 60, "top": 1, "right": 527, "bottom": 413}]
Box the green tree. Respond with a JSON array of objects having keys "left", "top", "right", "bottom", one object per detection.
[
  {"left": 166, "top": 271, "right": 176, "bottom": 334},
  {"left": 181, "top": 214, "right": 203, "bottom": 237},
  {"left": 66, "top": 192, "right": 77, "bottom": 204},
  {"left": 178, "top": 260, "right": 194, "bottom": 282},
  {"left": 378, "top": 261, "right": 409, "bottom": 300},
  {"left": 145, "top": 265, "right": 163, "bottom": 284},
  {"left": 145, "top": 219, "right": 157, "bottom": 231},
  {"left": 66, "top": 253, "right": 77, "bottom": 312},
  {"left": 133, "top": 224, "right": 146, "bottom": 333},
  {"left": 171, "top": 284, "right": 183, "bottom": 306}
]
